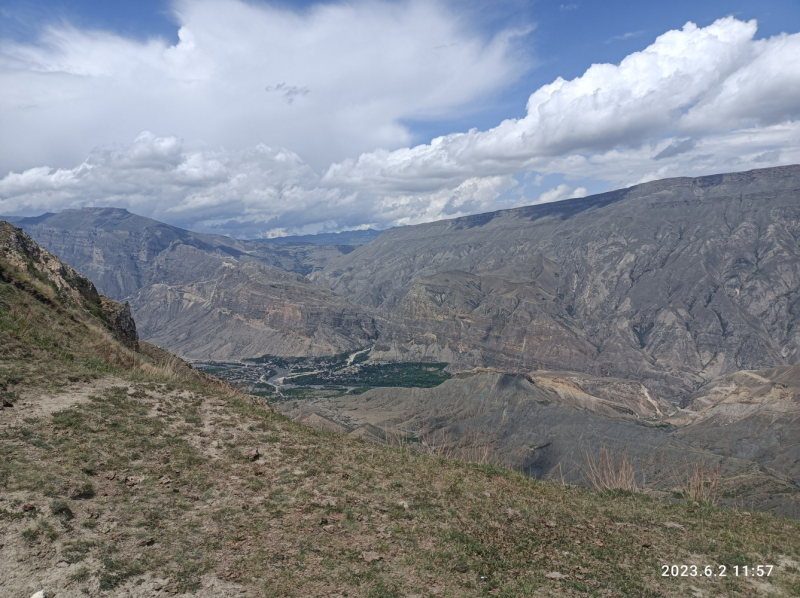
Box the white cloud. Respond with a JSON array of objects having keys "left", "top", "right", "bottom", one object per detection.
[
  {"left": 534, "top": 184, "right": 587, "bottom": 204},
  {"left": 558, "top": 121, "right": 800, "bottom": 190},
  {"left": 0, "top": 133, "right": 323, "bottom": 230},
  {"left": 322, "top": 17, "right": 781, "bottom": 191},
  {"left": 2, "top": 14, "right": 800, "bottom": 238},
  {"left": 0, "top": 0, "right": 528, "bottom": 173},
  {"left": 0, "top": 132, "right": 523, "bottom": 235},
  {"left": 679, "top": 30, "right": 800, "bottom": 131},
  {"left": 606, "top": 30, "right": 645, "bottom": 43}
]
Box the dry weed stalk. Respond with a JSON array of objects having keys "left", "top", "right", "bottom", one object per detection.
[
  {"left": 420, "top": 427, "right": 494, "bottom": 465},
  {"left": 582, "top": 445, "right": 639, "bottom": 492},
  {"left": 135, "top": 352, "right": 186, "bottom": 380},
  {"left": 383, "top": 425, "right": 496, "bottom": 466},
  {"left": 683, "top": 461, "right": 720, "bottom": 505},
  {"left": 383, "top": 425, "right": 410, "bottom": 448}
]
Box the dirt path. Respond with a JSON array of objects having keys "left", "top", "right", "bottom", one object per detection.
[
  {"left": 0, "top": 377, "right": 249, "bottom": 598},
  {"left": 0, "top": 377, "right": 130, "bottom": 430}
]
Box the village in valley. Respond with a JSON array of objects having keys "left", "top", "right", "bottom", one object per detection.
[{"left": 193, "top": 348, "right": 450, "bottom": 401}]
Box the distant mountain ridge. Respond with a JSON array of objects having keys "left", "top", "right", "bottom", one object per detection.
[
  {"left": 9, "top": 165, "right": 800, "bottom": 399},
  {"left": 12, "top": 208, "right": 377, "bottom": 359},
  {"left": 13, "top": 207, "right": 359, "bottom": 294},
  {"left": 257, "top": 228, "right": 385, "bottom": 246}
]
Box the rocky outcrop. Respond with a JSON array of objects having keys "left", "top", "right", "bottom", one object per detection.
[
  {"left": 0, "top": 222, "right": 139, "bottom": 350},
  {"left": 315, "top": 165, "right": 800, "bottom": 398},
  {"left": 99, "top": 297, "right": 139, "bottom": 351}
]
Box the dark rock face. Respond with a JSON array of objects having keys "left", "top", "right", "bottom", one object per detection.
[
  {"left": 99, "top": 297, "right": 139, "bottom": 351},
  {"left": 314, "top": 165, "right": 800, "bottom": 398},
  {"left": 16, "top": 208, "right": 377, "bottom": 359}
]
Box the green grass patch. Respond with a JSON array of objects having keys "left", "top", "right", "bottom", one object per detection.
[{"left": 291, "top": 362, "right": 451, "bottom": 388}]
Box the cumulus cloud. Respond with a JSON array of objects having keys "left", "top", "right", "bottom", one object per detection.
[
  {"left": 534, "top": 184, "right": 587, "bottom": 204},
  {"left": 679, "top": 30, "right": 800, "bottom": 131},
  {"left": 2, "top": 13, "right": 800, "bottom": 238},
  {"left": 322, "top": 17, "right": 794, "bottom": 191},
  {"left": 0, "top": 131, "right": 514, "bottom": 236},
  {"left": 0, "top": 132, "right": 319, "bottom": 229},
  {"left": 0, "top": 0, "right": 528, "bottom": 173}
]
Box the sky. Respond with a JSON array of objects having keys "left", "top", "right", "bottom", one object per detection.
[{"left": 1, "top": 0, "right": 800, "bottom": 238}]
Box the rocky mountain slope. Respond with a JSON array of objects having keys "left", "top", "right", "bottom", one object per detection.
[
  {"left": 16, "top": 208, "right": 356, "bottom": 294},
  {"left": 313, "top": 165, "right": 800, "bottom": 398},
  {"left": 276, "top": 366, "right": 800, "bottom": 519},
  {"left": 129, "top": 257, "right": 377, "bottom": 360},
  {"left": 15, "top": 209, "right": 377, "bottom": 359},
  {"left": 673, "top": 365, "right": 800, "bottom": 487}
]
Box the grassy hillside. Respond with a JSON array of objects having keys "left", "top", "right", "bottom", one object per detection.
[
  {"left": 1, "top": 223, "right": 799, "bottom": 597},
  {"left": 2, "top": 380, "right": 799, "bottom": 597},
  {"left": 0, "top": 223, "right": 135, "bottom": 395}
]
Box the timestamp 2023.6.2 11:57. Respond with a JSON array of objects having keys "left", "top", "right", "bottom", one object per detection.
[{"left": 662, "top": 564, "right": 774, "bottom": 578}]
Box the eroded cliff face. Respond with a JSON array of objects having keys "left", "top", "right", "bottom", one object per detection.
[
  {"left": 370, "top": 269, "right": 600, "bottom": 376},
  {"left": 129, "top": 256, "right": 377, "bottom": 360},
  {"left": 316, "top": 165, "right": 800, "bottom": 398},
  {"left": 16, "top": 209, "right": 376, "bottom": 359}
]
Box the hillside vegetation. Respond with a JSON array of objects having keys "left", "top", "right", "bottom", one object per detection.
[{"left": 1, "top": 222, "right": 799, "bottom": 597}]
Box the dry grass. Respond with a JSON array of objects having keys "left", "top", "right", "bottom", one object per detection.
[
  {"left": 419, "top": 427, "right": 495, "bottom": 465},
  {"left": 383, "top": 425, "right": 496, "bottom": 466},
  {"left": 581, "top": 445, "right": 641, "bottom": 493},
  {"left": 682, "top": 462, "right": 720, "bottom": 506},
  {"left": 2, "top": 381, "right": 799, "bottom": 597}
]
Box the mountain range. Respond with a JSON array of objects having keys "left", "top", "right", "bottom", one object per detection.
[
  {"left": 312, "top": 165, "right": 800, "bottom": 399},
  {"left": 11, "top": 208, "right": 377, "bottom": 360},
  {"left": 12, "top": 164, "right": 800, "bottom": 400}
]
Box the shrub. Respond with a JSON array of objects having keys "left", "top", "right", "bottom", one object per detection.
[{"left": 50, "top": 499, "right": 74, "bottom": 520}]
